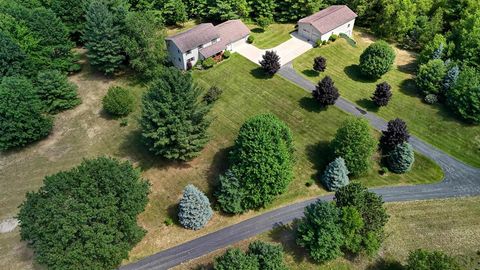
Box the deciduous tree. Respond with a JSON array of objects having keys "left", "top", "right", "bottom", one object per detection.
[
  {"left": 416, "top": 59, "right": 447, "bottom": 96},
  {"left": 313, "top": 56, "right": 327, "bottom": 72},
  {"left": 359, "top": 40, "right": 396, "bottom": 78},
  {"left": 380, "top": 118, "right": 410, "bottom": 151},
  {"left": 259, "top": 50, "right": 280, "bottom": 75},
  {"left": 312, "top": 76, "right": 339, "bottom": 106},
  {"left": 371, "top": 82, "right": 392, "bottom": 106},
  {"left": 446, "top": 66, "right": 480, "bottom": 123}
]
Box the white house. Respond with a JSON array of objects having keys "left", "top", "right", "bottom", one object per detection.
[
  {"left": 166, "top": 20, "right": 250, "bottom": 70},
  {"left": 298, "top": 5, "right": 357, "bottom": 42}
]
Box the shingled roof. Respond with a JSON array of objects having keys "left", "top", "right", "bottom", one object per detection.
[
  {"left": 166, "top": 23, "right": 219, "bottom": 53},
  {"left": 298, "top": 5, "right": 357, "bottom": 34},
  {"left": 200, "top": 20, "right": 250, "bottom": 58}
]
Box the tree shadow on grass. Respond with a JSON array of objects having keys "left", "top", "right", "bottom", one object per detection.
[
  {"left": 205, "top": 146, "right": 232, "bottom": 201},
  {"left": 250, "top": 67, "right": 272, "bottom": 80},
  {"left": 356, "top": 98, "right": 379, "bottom": 113},
  {"left": 344, "top": 65, "right": 378, "bottom": 83},
  {"left": 305, "top": 141, "right": 332, "bottom": 183},
  {"left": 298, "top": 96, "right": 327, "bottom": 113},
  {"left": 267, "top": 221, "right": 314, "bottom": 265},
  {"left": 301, "top": 69, "right": 319, "bottom": 78},
  {"left": 251, "top": 27, "right": 264, "bottom": 33},
  {"left": 365, "top": 257, "right": 404, "bottom": 270},
  {"left": 398, "top": 78, "right": 420, "bottom": 98},
  {"left": 397, "top": 62, "right": 417, "bottom": 75}
]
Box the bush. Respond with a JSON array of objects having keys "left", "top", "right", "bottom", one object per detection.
[
  {"left": 214, "top": 248, "right": 259, "bottom": 270},
  {"left": 203, "top": 86, "right": 223, "bottom": 104},
  {"left": 321, "top": 157, "right": 349, "bottom": 191},
  {"left": 247, "top": 241, "right": 288, "bottom": 270},
  {"left": 247, "top": 35, "right": 255, "bottom": 44},
  {"left": 216, "top": 169, "right": 246, "bottom": 214},
  {"left": 446, "top": 66, "right": 480, "bottom": 123},
  {"left": 223, "top": 50, "right": 231, "bottom": 59},
  {"left": 380, "top": 118, "right": 410, "bottom": 151},
  {"left": 322, "top": 40, "right": 327, "bottom": 46},
  {"left": 387, "top": 142, "right": 415, "bottom": 173},
  {"left": 0, "top": 76, "right": 53, "bottom": 151},
  {"left": 102, "top": 86, "right": 135, "bottom": 116},
  {"left": 443, "top": 65, "right": 459, "bottom": 94},
  {"left": 259, "top": 50, "right": 280, "bottom": 75},
  {"left": 424, "top": 94, "right": 438, "bottom": 104},
  {"left": 256, "top": 16, "right": 272, "bottom": 29},
  {"left": 406, "top": 249, "right": 461, "bottom": 270},
  {"left": 359, "top": 40, "right": 396, "bottom": 78},
  {"left": 371, "top": 82, "right": 392, "bottom": 107},
  {"left": 315, "top": 39, "right": 322, "bottom": 48},
  {"left": 202, "top": 58, "right": 215, "bottom": 69},
  {"left": 35, "top": 70, "right": 80, "bottom": 113},
  {"left": 312, "top": 76, "right": 340, "bottom": 106},
  {"left": 416, "top": 59, "right": 447, "bottom": 96},
  {"left": 0, "top": 32, "right": 26, "bottom": 77},
  {"left": 178, "top": 184, "right": 213, "bottom": 230},
  {"left": 331, "top": 118, "right": 377, "bottom": 177},
  {"left": 419, "top": 34, "right": 448, "bottom": 65},
  {"left": 296, "top": 200, "right": 344, "bottom": 263},
  {"left": 17, "top": 157, "right": 150, "bottom": 269},
  {"left": 329, "top": 34, "right": 338, "bottom": 41},
  {"left": 313, "top": 56, "right": 327, "bottom": 72},
  {"left": 164, "top": 217, "right": 174, "bottom": 226},
  {"left": 340, "top": 206, "right": 364, "bottom": 254}
]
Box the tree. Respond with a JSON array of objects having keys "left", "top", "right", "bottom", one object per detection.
[
  {"left": 321, "top": 157, "right": 349, "bottom": 191},
  {"left": 331, "top": 118, "right": 377, "bottom": 177},
  {"left": 0, "top": 76, "right": 52, "bottom": 151},
  {"left": 371, "top": 82, "right": 392, "bottom": 106},
  {"left": 0, "top": 32, "right": 26, "bottom": 77},
  {"left": 340, "top": 206, "right": 364, "bottom": 254},
  {"left": 312, "top": 76, "right": 340, "bottom": 106},
  {"left": 446, "top": 66, "right": 480, "bottom": 123},
  {"left": 406, "top": 249, "right": 462, "bottom": 270},
  {"left": 249, "top": 0, "right": 276, "bottom": 21},
  {"left": 102, "top": 86, "right": 135, "bottom": 116},
  {"left": 387, "top": 142, "right": 415, "bottom": 173},
  {"left": 375, "top": 0, "right": 417, "bottom": 41},
  {"left": 178, "top": 184, "right": 213, "bottom": 230},
  {"left": 443, "top": 64, "right": 460, "bottom": 94},
  {"left": 44, "top": 0, "right": 90, "bottom": 41},
  {"left": 275, "top": 0, "right": 326, "bottom": 22},
  {"left": 35, "top": 70, "right": 80, "bottom": 113},
  {"left": 259, "top": 50, "right": 280, "bottom": 75},
  {"left": 247, "top": 241, "right": 288, "bottom": 270},
  {"left": 418, "top": 34, "right": 449, "bottom": 65},
  {"left": 214, "top": 248, "right": 259, "bottom": 270},
  {"left": 17, "top": 157, "right": 150, "bottom": 269},
  {"left": 215, "top": 169, "right": 246, "bottom": 214},
  {"left": 256, "top": 16, "right": 272, "bottom": 30},
  {"left": 456, "top": 11, "right": 480, "bottom": 68},
  {"left": 140, "top": 67, "right": 211, "bottom": 161},
  {"left": 296, "top": 200, "right": 344, "bottom": 263},
  {"left": 156, "top": 0, "right": 188, "bottom": 25},
  {"left": 218, "top": 114, "right": 294, "bottom": 212},
  {"left": 416, "top": 59, "right": 447, "bottom": 96},
  {"left": 209, "top": 0, "right": 250, "bottom": 20},
  {"left": 380, "top": 118, "right": 410, "bottom": 151},
  {"left": 359, "top": 40, "right": 396, "bottom": 78},
  {"left": 313, "top": 56, "right": 327, "bottom": 72},
  {"left": 84, "top": 0, "right": 126, "bottom": 75}
]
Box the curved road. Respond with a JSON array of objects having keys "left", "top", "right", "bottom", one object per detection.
[{"left": 121, "top": 63, "right": 480, "bottom": 270}]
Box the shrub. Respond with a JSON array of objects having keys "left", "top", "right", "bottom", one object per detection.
[
  {"left": 296, "top": 200, "right": 344, "bottom": 263},
  {"left": 202, "top": 58, "right": 215, "bottom": 69},
  {"left": 214, "top": 248, "right": 259, "bottom": 270},
  {"left": 223, "top": 50, "right": 231, "bottom": 59},
  {"left": 35, "top": 70, "right": 80, "bottom": 113},
  {"left": 256, "top": 16, "right": 272, "bottom": 29},
  {"left": 387, "top": 142, "right": 415, "bottom": 173},
  {"left": 443, "top": 64, "right": 459, "bottom": 94},
  {"left": 340, "top": 206, "right": 364, "bottom": 254},
  {"left": 331, "top": 118, "right": 377, "bottom": 177},
  {"left": 329, "top": 34, "right": 338, "bottom": 41},
  {"left": 0, "top": 76, "right": 53, "bottom": 151},
  {"left": 178, "top": 184, "right": 213, "bottom": 230},
  {"left": 446, "top": 66, "right": 480, "bottom": 123},
  {"left": 140, "top": 67, "right": 211, "bottom": 161},
  {"left": 424, "top": 94, "right": 438, "bottom": 104},
  {"left": 380, "top": 118, "right": 410, "bottom": 151},
  {"left": 315, "top": 39, "right": 322, "bottom": 48},
  {"left": 0, "top": 32, "right": 26, "bottom": 77},
  {"left": 322, "top": 40, "right": 327, "bottom": 46},
  {"left": 216, "top": 169, "right": 246, "bottom": 214},
  {"left": 359, "top": 40, "right": 396, "bottom": 78},
  {"left": 247, "top": 241, "right": 288, "bottom": 270},
  {"left": 164, "top": 217, "right": 174, "bottom": 226},
  {"left": 259, "top": 50, "right": 280, "bottom": 75},
  {"left": 416, "top": 59, "right": 447, "bottom": 96},
  {"left": 247, "top": 35, "right": 255, "bottom": 44},
  {"left": 371, "top": 82, "right": 392, "bottom": 107},
  {"left": 312, "top": 76, "right": 340, "bottom": 106},
  {"left": 321, "top": 157, "right": 349, "bottom": 191},
  {"left": 102, "top": 86, "right": 135, "bottom": 116},
  {"left": 313, "top": 56, "right": 327, "bottom": 72},
  {"left": 203, "top": 86, "right": 223, "bottom": 104},
  {"left": 17, "top": 157, "right": 150, "bottom": 269},
  {"left": 406, "top": 249, "right": 461, "bottom": 270},
  {"left": 419, "top": 34, "right": 448, "bottom": 65}
]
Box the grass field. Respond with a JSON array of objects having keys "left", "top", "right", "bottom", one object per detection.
[
  {"left": 176, "top": 196, "right": 480, "bottom": 270},
  {"left": 248, "top": 23, "right": 296, "bottom": 49},
  {"left": 293, "top": 30, "right": 480, "bottom": 167},
  {"left": 0, "top": 54, "right": 442, "bottom": 269}
]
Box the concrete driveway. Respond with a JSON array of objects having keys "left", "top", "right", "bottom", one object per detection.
[{"left": 235, "top": 32, "right": 313, "bottom": 66}]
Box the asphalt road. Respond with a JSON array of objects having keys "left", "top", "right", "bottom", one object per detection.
[{"left": 120, "top": 64, "right": 480, "bottom": 270}]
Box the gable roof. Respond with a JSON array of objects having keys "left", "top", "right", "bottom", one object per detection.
[
  {"left": 298, "top": 5, "right": 357, "bottom": 34},
  {"left": 199, "top": 20, "right": 251, "bottom": 58},
  {"left": 166, "top": 23, "right": 219, "bottom": 52}
]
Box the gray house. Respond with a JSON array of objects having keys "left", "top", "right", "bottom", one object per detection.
[
  {"left": 166, "top": 20, "right": 250, "bottom": 70},
  {"left": 298, "top": 5, "right": 357, "bottom": 42}
]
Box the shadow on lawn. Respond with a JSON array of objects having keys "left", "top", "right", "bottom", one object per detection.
[
  {"left": 398, "top": 79, "right": 420, "bottom": 98},
  {"left": 301, "top": 69, "right": 319, "bottom": 78},
  {"left": 344, "top": 64, "right": 378, "bottom": 83},
  {"left": 251, "top": 27, "right": 264, "bottom": 33},
  {"left": 298, "top": 97, "right": 327, "bottom": 113},
  {"left": 356, "top": 98, "right": 380, "bottom": 113},
  {"left": 305, "top": 141, "right": 331, "bottom": 182},
  {"left": 250, "top": 67, "right": 272, "bottom": 80}
]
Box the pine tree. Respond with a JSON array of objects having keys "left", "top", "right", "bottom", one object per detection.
[
  {"left": 35, "top": 70, "right": 80, "bottom": 113},
  {"left": 140, "top": 67, "right": 211, "bottom": 161},
  {"left": 321, "top": 157, "right": 349, "bottom": 191},
  {"left": 312, "top": 76, "right": 339, "bottom": 106},
  {"left": 387, "top": 142, "right": 415, "bottom": 173},
  {"left": 380, "top": 118, "right": 410, "bottom": 151},
  {"left": 371, "top": 82, "right": 392, "bottom": 107},
  {"left": 313, "top": 56, "right": 327, "bottom": 72},
  {"left": 84, "top": 0, "right": 126, "bottom": 75},
  {"left": 178, "top": 184, "right": 213, "bottom": 230},
  {"left": 259, "top": 50, "right": 280, "bottom": 75}
]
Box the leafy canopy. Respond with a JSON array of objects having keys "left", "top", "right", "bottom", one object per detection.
[{"left": 359, "top": 40, "right": 396, "bottom": 78}]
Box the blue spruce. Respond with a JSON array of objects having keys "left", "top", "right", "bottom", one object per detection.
[
  {"left": 443, "top": 65, "right": 460, "bottom": 93},
  {"left": 321, "top": 157, "right": 349, "bottom": 191},
  {"left": 432, "top": 43, "right": 444, "bottom": 60},
  {"left": 387, "top": 142, "right": 415, "bottom": 174},
  {"left": 178, "top": 184, "right": 213, "bottom": 230}
]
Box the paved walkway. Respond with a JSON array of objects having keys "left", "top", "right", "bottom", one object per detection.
[
  {"left": 235, "top": 32, "right": 313, "bottom": 66},
  {"left": 121, "top": 63, "right": 480, "bottom": 270}
]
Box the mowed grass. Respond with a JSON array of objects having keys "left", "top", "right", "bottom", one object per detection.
[
  {"left": 0, "top": 54, "right": 441, "bottom": 269},
  {"left": 248, "top": 23, "right": 296, "bottom": 49},
  {"left": 293, "top": 30, "right": 480, "bottom": 167},
  {"left": 176, "top": 196, "right": 480, "bottom": 270}
]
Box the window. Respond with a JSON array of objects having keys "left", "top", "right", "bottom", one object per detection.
[
  {"left": 188, "top": 57, "right": 195, "bottom": 62},
  {"left": 177, "top": 49, "right": 180, "bottom": 53},
  {"left": 348, "top": 24, "right": 351, "bottom": 27},
  {"left": 186, "top": 50, "right": 191, "bottom": 54},
  {"left": 178, "top": 57, "right": 181, "bottom": 62}
]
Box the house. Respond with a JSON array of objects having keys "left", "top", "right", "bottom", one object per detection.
[
  {"left": 297, "top": 5, "right": 357, "bottom": 42},
  {"left": 166, "top": 20, "right": 250, "bottom": 70}
]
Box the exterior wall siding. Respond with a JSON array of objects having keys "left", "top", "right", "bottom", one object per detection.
[
  {"left": 298, "top": 23, "right": 321, "bottom": 42},
  {"left": 320, "top": 19, "right": 355, "bottom": 41},
  {"left": 298, "top": 19, "right": 356, "bottom": 42}
]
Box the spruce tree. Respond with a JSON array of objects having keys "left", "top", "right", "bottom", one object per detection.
[
  {"left": 35, "top": 70, "right": 80, "bottom": 113},
  {"left": 178, "top": 184, "right": 213, "bottom": 230},
  {"left": 380, "top": 118, "right": 410, "bottom": 151},
  {"left": 371, "top": 82, "right": 392, "bottom": 107},
  {"left": 321, "top": 157, "right": 349, "bottom": 191},
  {"left": 259, "top": 50, "right": 280, "bottom": 75},
  {"left": 387, "top": 142, "right": 415, "bottom": 173},
  {"left": 312, "top": 76, "right": 339, "bottom": 107},
  {"left": 140, "top": 67, "right": 211, "bottom": 161}
]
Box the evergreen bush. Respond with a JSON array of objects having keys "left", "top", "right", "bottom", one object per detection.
[
  {"left": 424, "top": 94, "right": 438, "bottom": 104},
  {"left": 321, "top": 157, "right": 349, "bottom": 191},
  {"left": 35, "top": 70, "right": 80, "bottom": 113},
  {"left": 387, "top": 142, "right": 415, "bottom": 173},
  {"left": 203, "top": 86, "right": 223, "bottom": 104},
  {"left": 103, "top": 86, "right": 135, "bottom": 116},
  {"left": 178, "top": 184, "right": 213, "bottom": 230}
]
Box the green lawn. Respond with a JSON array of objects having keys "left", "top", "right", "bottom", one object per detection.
[
  {"left": 293, "top": 30, "right": 480, "bottom": 167},
  {"left": 247, "top": 23, "right": 296, "bottom": 49}
]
